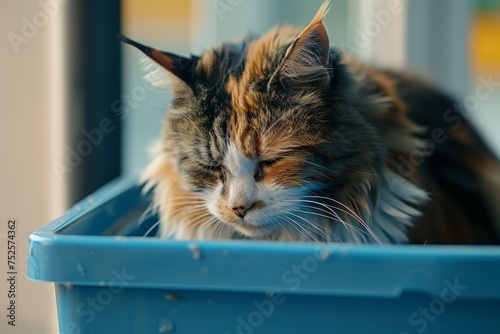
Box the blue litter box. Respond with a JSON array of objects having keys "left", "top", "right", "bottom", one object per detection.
[{"left": 28, "top": 175, "right": 500, "bottom": 334}]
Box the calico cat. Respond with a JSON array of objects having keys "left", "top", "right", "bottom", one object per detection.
[{"left": 122, "top": 2, "right": 500, "bottom": 244}]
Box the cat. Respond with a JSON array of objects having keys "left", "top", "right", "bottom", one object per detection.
[{"left": 121, "top": 2, "right": 500, "bottom": 244}]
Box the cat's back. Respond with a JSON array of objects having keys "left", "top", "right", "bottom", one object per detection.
[{"left": 386, "top": 71, "right": 500, "bottom": 244}]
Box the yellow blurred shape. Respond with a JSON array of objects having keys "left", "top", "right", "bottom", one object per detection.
[
  {"left": 470, "top": 13, "right": 500, "bottom": 74},
  {"left": 122, "top": 0, "right": 190, "bottom": 20}
]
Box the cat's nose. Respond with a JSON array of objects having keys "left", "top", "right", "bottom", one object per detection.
[{"left": 232, "top": 204, "right": 253, "bottom": 218}]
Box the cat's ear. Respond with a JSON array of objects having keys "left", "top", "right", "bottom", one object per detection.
[
  {"left": 120, "top": 35, "right": 198, "bottom": 89},
  {"left": 268, "top": 2, "right": 331, "bottom": 91}
]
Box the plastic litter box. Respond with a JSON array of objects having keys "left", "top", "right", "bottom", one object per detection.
[{"left": 28, "top": 174, "right": 500, "bottom": 334}]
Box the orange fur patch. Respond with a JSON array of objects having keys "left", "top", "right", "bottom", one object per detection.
[
  {"left": 264, "top": 157, "right": 304, "bottom": 186},
  {"left": 226, "top": 27, "right": 300, "bottom": 113},
  {"left": 142, "top": 146, "right": 213, "bottom": 239},
  {"left": 151, "top": 50, "right": 175, "bottom": 72}
]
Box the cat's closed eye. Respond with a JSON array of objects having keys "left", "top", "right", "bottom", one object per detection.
[{"left": 254, "top": 159, "right": 280, "bottom": 181}]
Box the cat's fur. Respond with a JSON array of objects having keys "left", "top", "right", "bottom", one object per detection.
[{"left": 122, "top": 2, "right": 500, "bottom": 244}]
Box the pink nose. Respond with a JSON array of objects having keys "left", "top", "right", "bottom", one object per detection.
[{"left": 232, "top": 204, "right": 252, "bottom": 218}]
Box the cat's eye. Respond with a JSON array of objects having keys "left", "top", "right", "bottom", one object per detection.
[{"left": 254, "top": 159, "right": 279, "bottom": 181}]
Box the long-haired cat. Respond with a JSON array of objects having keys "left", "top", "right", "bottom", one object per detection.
[{"left": 122, "top": 2, "right": 500, "bottom": 244}]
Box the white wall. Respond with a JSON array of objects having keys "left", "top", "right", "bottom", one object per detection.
[{"left": 0, "top": 1, "right": 61, "bottom": 333}]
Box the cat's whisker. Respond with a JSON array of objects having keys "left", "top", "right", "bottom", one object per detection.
[
  {"left": 199, "top": 216, "right": 221, "bottom": 238},
  {"left": 165, "top": 200, "right": 205, "bottom": 207},
  {"left": 215, "top": 220, "right": 227, "bottom": 240},
  {"left": 167, "top": 204, "right": 207, "bottom": 213},
  {"left": 288, "top": 205, "right": 372, "bottom": 240},
  {"left": 142, "top": 219, "right": 161, "bottom": 237},
  {"left": 186, "top": 216, "right": 216, "bottom": 238},
  {"left": 321, "top": 220, "right": 337, "bottom": 242},
  {"left": 302, "top": 196, "right": 365, "bottom": 226},
  {"left": 137, "top": 202, "right": 156, "bottom": 227},
  {"left": 284, "top": 197, "right": 381, "bottom": 244},
  {"left": 170, "top": 211, "right": 210, "bottom": 224},
  {"left": 315, "top": 202, "right": 381, "bottom": 245},
  {"left": 293, "top": 197, "right": 382, "bottom": 245},
  {"left": 273, "top": 218, "right": 293, "bottom": 241},
  {"left": 279, "top": 211, "right": 324, "bottom": 244},
  {"left": 261, "top": 212, "right": 289, "bottom": 240},
  {"left": 288, "top": 203, "right": 351, "bottom": 225},
  {"left": 280, "top": 215, "right": 314, "bottom": 243},
  {"left": 232, "top": 228, "right": 246, "bottom": 240},
  {"left": 168, "top": 208, "right": 211, "bottom": 223},
  {"left": 284, "top": 198, "right": 362, "bottom": 228},
  {"left": 211, "top": 222, "right": 222, "bottom": 240},
  {"left": 213, "top": 219, "right": 228, "bottom": 240},
  {"left": 284, "top": 210, "right": 330, "bottom": 242},
  {"left": 162, "top": 198, "right": 204, "bottom": 207},
  {"left": 259, "top": 211, "right": 274, "bottom": 233},
  {"left": 208, "top": 221, "right": 218, "bottom": 239},
  {"left": 164, "top": 203, "right": 205, "bottom": 211}
]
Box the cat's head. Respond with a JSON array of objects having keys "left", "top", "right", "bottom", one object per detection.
[{"left": 124, "top": 2, "right": 422, "bottom": 240}]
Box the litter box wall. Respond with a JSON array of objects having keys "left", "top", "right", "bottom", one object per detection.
[{"left": 27, "top": 175, "right": 500, "bottom": 334}]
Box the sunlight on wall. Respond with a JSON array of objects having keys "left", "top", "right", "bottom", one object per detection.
[{"left": 1, "top": 1, "right": 59, "bottom": 333}]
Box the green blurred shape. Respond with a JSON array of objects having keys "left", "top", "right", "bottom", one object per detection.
[{"left": 476, "top": 0, "right": 500, "bottom": 11}]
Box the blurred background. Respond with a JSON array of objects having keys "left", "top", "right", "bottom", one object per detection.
[{"left": 1, "top": 0, "right": 499, "bottom": 332}]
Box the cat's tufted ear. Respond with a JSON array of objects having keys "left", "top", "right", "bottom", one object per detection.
[
  {"left": 120, "top": 35, "right": 199, "bottom": 89},
  {"left": 268, "top": 2, "right": 331, "bottom": 90}
]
